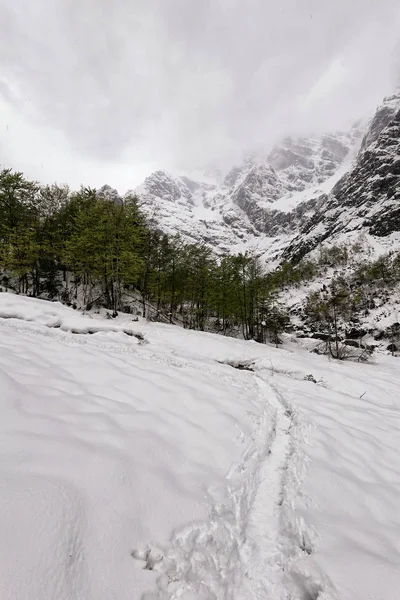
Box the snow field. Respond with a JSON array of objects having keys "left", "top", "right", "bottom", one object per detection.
[{"left": 0, "top": 294, "right": 400, "bottom": 599}]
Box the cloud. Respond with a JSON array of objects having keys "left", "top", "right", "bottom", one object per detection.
[{"left": 0, "top": 0, "right": 399, "bottom": 190}]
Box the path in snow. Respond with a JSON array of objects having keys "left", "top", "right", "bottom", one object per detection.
[
  {"left": 236, "top": 376, "right": 298, "bottom": 600},
  {"left": 141, "top": 371, "right": 311, "bottom": 600}
]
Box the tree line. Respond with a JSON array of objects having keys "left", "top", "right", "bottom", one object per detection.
[
  {"left": 0, "top": 168, "right": 290, "bottom": 342},
  {"left": 2, "top": 167, "right": 400, "bottom": 355}
]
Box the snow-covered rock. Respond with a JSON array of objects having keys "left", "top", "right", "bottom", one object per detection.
[{"left": 268, "top": 128, "right": 361, "bottom": 192}]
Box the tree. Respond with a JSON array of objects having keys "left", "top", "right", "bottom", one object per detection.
[
  {"left": 63, "top": 190, "right": 146, "bottom": 310},
  {"left": 259, "top": 297, "right": 289, "bottom": 345},
  {"left": 0, "top": 169, "right": 40, "bottom": 293},
  {"left": 0, "top": 166, "right": 298, "bottom": 343},
  {"left": 305, "top": 280, "right": 352, "bottom": 359}
]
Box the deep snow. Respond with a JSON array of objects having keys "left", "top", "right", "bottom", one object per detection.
[{"left": 0, "top": 294, "right": 399, "bottom": 599}]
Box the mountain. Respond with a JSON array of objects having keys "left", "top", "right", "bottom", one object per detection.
[
  {"left": 122, "top": 91, "right": 400, "bottom": 266},
  {"left": 129, "top": 126, "right": 363, "bottom": 259},
  {"left": 132, "top": 171, "right": 253, "bottom": 251}
]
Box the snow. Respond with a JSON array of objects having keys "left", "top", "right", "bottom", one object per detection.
[
  {"left": 1, "top": 293, "right": 400, "bottom": 599},
  {"left": 271, "top": 148, "right": 358, "bottom": 215},
  {"left": 190, "top": 187, "right": 222, "bottom": 223}
]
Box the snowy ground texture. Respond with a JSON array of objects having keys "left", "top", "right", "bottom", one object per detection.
[{"left": 0, "top": 295, "right": 399, "bottom": 600}]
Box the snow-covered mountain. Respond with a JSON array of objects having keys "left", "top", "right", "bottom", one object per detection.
[
  {"left": 128, "top": 126, "right": 363, "bottom": 259},
  {"left": 117, "top": 90, "right": 400, "bottom": 265}
]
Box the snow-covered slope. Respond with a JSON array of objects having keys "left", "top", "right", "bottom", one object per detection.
[{"left": 1, "top": 294, "right": 400, "bottom": 600}]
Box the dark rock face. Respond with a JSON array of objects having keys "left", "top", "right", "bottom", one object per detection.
[
  {"left": 227, "top": 161, "right": 329, "bottom": 237},
  {"left": 232, "top": 164, "right": 283, "bottom": 208},
  {"left": 242, "top": 194, "right": 326, "bottom": 237},
  {"left": 359, "top": 95, "right": 400, "bottom": 151},
  {"left": 268, "top": 147, "right": 314, "bottom": 171},
  {"left": 321, "top": 135, "right": 349, "bottom": 160}
]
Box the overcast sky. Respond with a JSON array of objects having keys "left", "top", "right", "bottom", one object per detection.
[{"left": 1, "top": 0, "right": 400, "bottom": 191}]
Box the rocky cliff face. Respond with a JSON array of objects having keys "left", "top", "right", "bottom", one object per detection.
[
  {"left": 284, "top": 91, "right": 400, "bottom": 262},
  {"left": 130, "top": 171, "right": 256, "bottom": 251}
]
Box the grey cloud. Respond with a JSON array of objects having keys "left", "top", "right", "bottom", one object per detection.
[{"left": 0, "top": 0, "right": 400, "bottom": 188}]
